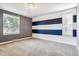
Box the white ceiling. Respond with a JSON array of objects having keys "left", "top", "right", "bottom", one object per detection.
[{"left": 0, "top": 3, "right": 78, "bottom": 18}]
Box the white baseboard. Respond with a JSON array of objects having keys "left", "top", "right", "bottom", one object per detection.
[{"left": 0, "top": 37, "right": 32, "bottom": 45}]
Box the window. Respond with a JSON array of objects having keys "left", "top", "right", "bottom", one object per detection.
[{"left": 3, "top": 13, "right": 20, "bottom": 35}]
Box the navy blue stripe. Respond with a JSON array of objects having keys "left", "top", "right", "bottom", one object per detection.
[
  {"left": 32, "top": 18, "right": 62, "bottom": 26},
  {"left": 32, "top": 30, "right": 62, "bottom": 35},
  {"left": 73, "top": 30, "right": 77, "bottom": 37},
  {"left": 73, "top": 15, "right": 77, "bottom": 23}
]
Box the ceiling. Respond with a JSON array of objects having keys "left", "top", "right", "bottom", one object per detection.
[{"left": 0, "top": 3, "right": 78, "bottom": 18}]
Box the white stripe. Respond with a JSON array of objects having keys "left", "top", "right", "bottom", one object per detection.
[
  {"left": 32, "top": 23, "right": 76, "bottom": 30},
  {"left": 32, "top": 24, "right": 62, "bottom": 30},
  {"left": 32, "top": 33, "right": 76, "bottom": 46},
  {"left": 73, "top": 23, "right": 77, "bottom": 29}
]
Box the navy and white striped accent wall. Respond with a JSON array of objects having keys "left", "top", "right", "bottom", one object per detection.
[
  {"left": 32, "top": 15, "right": 77, "bottom": 37},
  {"left": 32, "top": 18, "right": 62, "bottom": 36},
  {"left": 32, "top": 8, "right": 77, "bottom": 45}
]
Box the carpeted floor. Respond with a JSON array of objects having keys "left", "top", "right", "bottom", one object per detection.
[{"left": 0, "top": 38, "right": 78, "bottom": 56}]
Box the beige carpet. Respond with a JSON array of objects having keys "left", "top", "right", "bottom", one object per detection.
[{"left": 0, "top": 38, "right": 78, "bottom": 56}]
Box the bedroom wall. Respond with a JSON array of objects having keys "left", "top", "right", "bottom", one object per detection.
[
  {"left": 77, "top": 4, "right": 79, "bottom": 48},
  {"left": 0, "top": 9, "right": 32, "bottom": 42},
  {"left": 32, "top": 8, "right": 77, "bottom": 46}
]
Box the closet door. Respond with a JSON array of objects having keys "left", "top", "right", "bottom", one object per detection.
[{"left": 62, "top": 14, "right": 73, "bottom": 37}]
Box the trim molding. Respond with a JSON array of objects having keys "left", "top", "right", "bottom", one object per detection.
[{"left": 0, "top": 37, "right": 32, "bottom": 45}]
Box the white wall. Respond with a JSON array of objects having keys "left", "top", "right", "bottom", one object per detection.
[
  {"left": 32, "top": 7, "right": 77, "bottom": 46},
  {"left": 32, "top": 8, "right": 76, "bottom": 22},
  {"left": 77, "top": 4, "right": 79, "bottom": 47}
]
